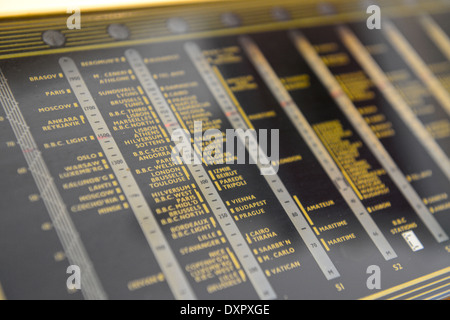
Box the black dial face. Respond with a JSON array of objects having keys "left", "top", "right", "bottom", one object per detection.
[{"left": 0, "top": 0, "right": 449, "bottom": 300}]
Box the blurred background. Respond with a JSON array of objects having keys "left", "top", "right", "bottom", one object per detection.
[{"left": 0, "top": 0, "right": 227, "bottom": 18}]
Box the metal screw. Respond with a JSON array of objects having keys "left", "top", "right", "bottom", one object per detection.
[
  {"left": 271, "top": 6, "right": 291, "bottom": 21},
  {"left": 107, "top": 24, "right": 130, "bottom": 40},
  {"left": 42, "top": 30, "right": 66, "bottom": 48},
  {"left": 221, "top": 12, "right": 242, "bottom": 28},
  {"left": 317, "top": 2, "right": 337, "bottom": 15},
  {"left": 167, "top": 17, "right": 189, "bottom": 34}
]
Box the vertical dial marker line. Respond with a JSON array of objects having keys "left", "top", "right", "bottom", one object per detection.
[
  {"left": 382, "top": 19, "right": 450, "bottom": 119},
  {"left": 124, "top": 49, "right": 276, "bottom": 300},
  {"left": 290, "top": 30, "right": 449, "bottom": 244},
  {"left": 0, "top": 69, "right": 107, "bottom": 300},
  {"left": 338, "top": 25, "right": 450, "bottom": 181},
  {"left": 59, "top": 57, "right": 195, "bottom": 301},
  {"left": 0, "top": 282, "right": 6, "bottom": 300},
  {"left": 419, "top": 15, "right": 450, "bottom": 60},
  {"left": 419, "top": 15, "right": 450, "bottom": 62},
  {"left": 211, "top": 65, "right": 255, "bottom": 130},
  {"left": 239, "top": 35, "right": 397, "bottom": 261},
  {"left": 185, "top": 41, "right": 341, "bottom": 280},
  {"left": 293, "top": 195, "right": 314, "bottom": 226}
]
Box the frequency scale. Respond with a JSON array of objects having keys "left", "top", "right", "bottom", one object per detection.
[{"left": 0, "top": 0, "right": 449, "bottom": 300}]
